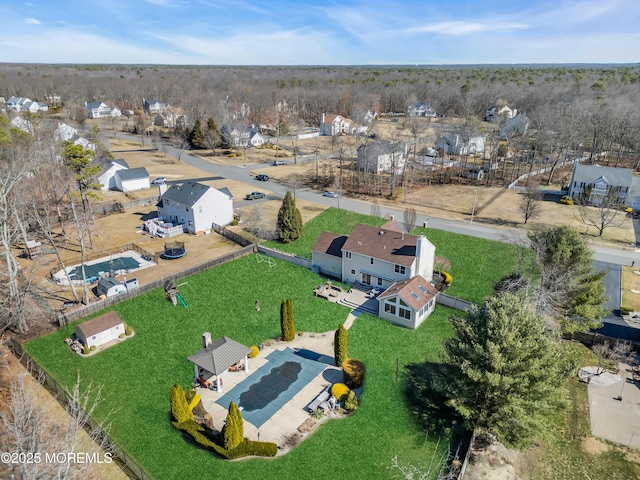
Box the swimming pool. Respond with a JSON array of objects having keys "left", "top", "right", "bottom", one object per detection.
[{"left": 216, "top": 348, "right": 327, "bottom": 428}]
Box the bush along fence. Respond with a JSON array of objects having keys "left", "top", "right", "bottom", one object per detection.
[
  {"left": 212, "top": 223, "right": 255, "bottom": 247},
  {"left": 56, "top": 244, "right": 256, "bottom": 325},
  {"left": 8, "top": 339, "right": 151, "bottom": 480}
]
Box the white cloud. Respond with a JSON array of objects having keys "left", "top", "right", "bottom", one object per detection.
[
  {"left": 413, "top": 21, "right": 526, "bottom": 35},
  {"left": 25, "top": 18, "right": 41, "bottom": 25}
]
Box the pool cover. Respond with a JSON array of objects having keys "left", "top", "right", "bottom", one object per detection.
[
  {"left": 216, "top": 348, "right": 327, "bottom": 428},
  {"left": 68, "top": 256, "right": 141, "bottom": 281}
]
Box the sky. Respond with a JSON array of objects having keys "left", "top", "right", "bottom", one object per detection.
[{"left": 1, "top": 0, "right": 639, "bottom": 65}]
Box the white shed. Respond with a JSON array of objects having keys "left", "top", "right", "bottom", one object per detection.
[
  {"left": 114, "top": 167, "right": 150, "bottom": 192},
  {"left": 97, "top": 277, "right": 127, "bottom": 297},
  {"left": 75, "top": 311, "right": 125, "bottom": 349}
]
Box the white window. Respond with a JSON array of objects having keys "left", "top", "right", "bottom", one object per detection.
[
  {"left": 370, "top": 257, "right": 374, "bottom": 265},
  {"left": 345, "top": 251, "right": 352, "bottom": 259},
  {"left": 377, "top": 278, "right": 383, "bottom": 286},
  {"left": 399, "top": 307, "right": 411, "bottom": 319},
  {"left": 351, "top": 269, "right": 355, "bottom": 275},
  {"left": 395, "top": 264, "right": 406, "bottom": 274},
  {"left": 199, "top": 205, "right": 202, "bottom": 213},
  {"left": 384, "top": 302, "right": 396, "bottom": 315}
]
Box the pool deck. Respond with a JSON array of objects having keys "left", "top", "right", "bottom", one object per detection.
[{"left": 195, "top": 331, "right": 342, "bottom": 449}]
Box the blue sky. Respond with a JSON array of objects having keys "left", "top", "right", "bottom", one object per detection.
[{"left": 1, "top": 0, "right": 638, "bottom": 65}]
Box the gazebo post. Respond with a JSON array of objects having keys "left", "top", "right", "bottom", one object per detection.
[
  {"left": 216, "top": 376, "right": 222, "bottom": 392},
  {"left": 193, "top": 364, "right": 199, "bottom": 380},
  {"left": 244, "top": 355, "right": 249, "bottom": 373}
]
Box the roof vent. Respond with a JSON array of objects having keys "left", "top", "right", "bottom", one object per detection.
[
  {"left": 383, "top": 245, "right": 386, "bottom": 249},
  {"left": 379, "top": 231, "right": 384, "bottom": 235},
  {"left": 358, "top": 241, "right": 362, "bottom": 245}
]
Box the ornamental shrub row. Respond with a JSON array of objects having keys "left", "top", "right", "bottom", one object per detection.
[
  {"left": 342, "top": 358, "right": 366, "bottom": 389},
  {"left": 248, "top": 345, "right": 260, "bottom": 358},
  {"left": 442, "top": 271, "right": 453, "bottom": 285},
  {"left": 331, "top": 383, "right": 349, "bottom": 401}
]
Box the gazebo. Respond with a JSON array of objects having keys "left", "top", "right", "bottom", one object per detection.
[{"left": 187, "top": 333, "right": 252, "bottom": 392}]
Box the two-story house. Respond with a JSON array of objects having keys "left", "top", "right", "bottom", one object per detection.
[
  {"left": 85, "top": 102, "right": 113, "bottom": 118},
  {"left": 312, "top": 222, "right": 438, "bottom": 328},
  {"left": 320, "top": 113, "right": 358, "bottom": 136},
  {"left": 357, "top": 140, "right": 407, "bottom": 174},
  {"left": 157, "top": 181, "right": 233, "bottom": 234},
  {"left": 143, "top": 98, "right": 170, "bottom": 114},
  {"left": 407, "top": 102, "right": 437, "bottom": 117},
  {"left": 6, "top": 96, "right": 48, "bottom": 113},
  {"left": 567, "top": 163, "right": 636, "bottom": 206}
]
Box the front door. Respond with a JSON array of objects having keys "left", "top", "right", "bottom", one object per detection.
[{"left": 362, "top": 273, "right": 371, "bottom": 285}]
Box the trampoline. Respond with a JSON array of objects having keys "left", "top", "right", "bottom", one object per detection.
[
  {"left": 67, "top": 256, "right": 140, "bottom": 281},
  {"left": 216, "top": 348, "right": 327, "bottom": 428},
  {"left": 163, "top": 241, "right": 186, "bottom": 259}
]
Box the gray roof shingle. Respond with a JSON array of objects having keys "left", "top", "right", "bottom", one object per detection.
[
  {"left": 160, "top": 181, "right": 210, "bottom": 207},
  {"left": 187, "top": 336, "right": 252, "bottom": 375},
  {"left": 116, "top": 167, "right": 149, "bottom": 181}
]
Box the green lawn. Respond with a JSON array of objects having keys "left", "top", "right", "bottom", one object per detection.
[
  {"left": 25, "top": 254, "right": 456, "bottom": 479},
  {"left": 265, "top": 207, "right": 532, "bottom": 304}
]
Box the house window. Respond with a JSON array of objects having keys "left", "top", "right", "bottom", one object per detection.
[
  {"left": 188, "top": 220, "right": 193, "bottom": 226},
  {"left": 399, "top": 307, "right": 411, "bottom": 319},
  {"left": 199, "top": 205, "right": 203, "bottom": 213},
  {"left": 399, "top": 299, "right": 408, "bottom": 307},
  {"left": 377, "top": 277, "right": 383, "bottom": 286},
  {"left": 186, "top": 207, "right": 189, "bottom": 212},
  {"left": 370, "top": 257, "right": 374, "bottom": 265},
  {"left": 351, "top": 269, "right": 355, "bottom": 275},
  {"left": 395, "top": 265, "right": 406, "bottom": 274},
  {"left": 384, "top": 302, "right": 396, "bottom": 315},
  {"left": 91, "top": 336, "right": 96, "bottom": 340},
  {"left": 345, "top": 251, "right": 352, "bottom": 259}
]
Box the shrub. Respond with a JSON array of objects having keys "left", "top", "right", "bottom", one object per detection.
[
  {"left": 222, "top": 402, "right": 244, "bottom": 450},
  {"left": 331, "top": 383, "right": 350, "bottom": 401},
  {"left": 334, "top": 323, "right": 348, "bottom": 367},
  {"left": 342, "top": 358, "right": 366, "bottom": 389},
  {"left": 124, "top": 324, "right": 133, "bottom": 336},
  {"left": 248, "top": 345, "right": 260, "bottom": 358},
  {"left": 442, "top": 271, "right": 453, "bottom": 285},
  {"left": 119, "top": 333, "right": 125, "bottom": 339},
  {"left": 230, "top": 218, "right": 239, "bottom": 226},
  {"left": 170, "top": 384, "right": 192, "bottom": 423},
  {"left": 187, "top": 391, "right": 201, "bottom": 412},
  {"left": 343, "top": 390, "right": 358, "bottom": 411},
  {"left": 280, "top": 299, "right": 296, "bottom": 341},
  {"left": 83, "top": 344, "right": 90, "bottom": 355},
  {"left": 89, "top": 345, "right": 96, "bottom": 352},
  {"left": 228, "top": 153, "right": 236, "bottom": 157}
]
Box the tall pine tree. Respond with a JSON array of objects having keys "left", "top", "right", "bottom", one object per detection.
[
  {"left": 188, "top": 118, "right": 206, "bottom": 149},
  {"left": 276, "top": 191, "right": 302, "bottom": 243},
  {"left": 222, "top": 401, "right": 244, "bottom": 450}
]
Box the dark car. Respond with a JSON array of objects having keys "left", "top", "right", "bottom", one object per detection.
[
  {"left": 245, "top": 192, "right": 265, "bottom": 200},
  {"left": 255, "top": 174, "right": 269, "bottom": 181}
]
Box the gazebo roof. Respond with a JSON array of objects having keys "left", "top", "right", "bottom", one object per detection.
[{"left": 187, "top": 336, "right": 252, "bottom": 375}]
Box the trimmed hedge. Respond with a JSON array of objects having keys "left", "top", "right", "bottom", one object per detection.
[
  {"left": 334, "top": 323, "right": 348, "bottom": 367},
  {"left": 442, "top": 271, "right": 453, "bottom": 285},
  {"left": 342, "top": 358, "right": 366, "bottom": 389},
  {"left": 248, "top": 345, "right": 260, "bottom": 358},
  {"left": 344, "top": 390, "right": 358, "bottom": 411}
]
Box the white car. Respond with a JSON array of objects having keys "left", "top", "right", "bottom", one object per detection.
[
  {"left": 322, "top": 191, "right": 338, "bottom": 198},
  {"left": 152, "top": 177, "right": 167, "bottom": 185}
]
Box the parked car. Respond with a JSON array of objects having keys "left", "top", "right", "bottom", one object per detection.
[
  {"left": 245, "top": 192, "right": 265, "bottom": 200},
  {"left": 322, "top": 191, "right": 338, "bottom": 198},
  {"left": 255, "top": 174, "right": 269, "bottom": 181},
  {"left": 560, "top": 195, "right": 574, "bottom": 205},
  {"left": 272, "top": 160, "right": 287, "bottom": 166},
  {"left": 152, "top": 177, "right": 167, "bottom": 185}
]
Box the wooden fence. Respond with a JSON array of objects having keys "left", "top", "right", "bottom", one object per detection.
[
  {"left": 8, "top": 339, "right": 152, "bottom": 480},
  {"left": 211, "top": 223, "right": 255, "bottom": 247},
  {"left": 257, "top": 245, "right": 312, "bottom": 269}
]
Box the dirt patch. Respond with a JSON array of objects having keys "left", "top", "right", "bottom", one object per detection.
[
  {"left": 582, "top": 436, "right": 610, "bottom": 455},
  {"left": 466, "top": 442, "right": 526, "bottom": 480}
]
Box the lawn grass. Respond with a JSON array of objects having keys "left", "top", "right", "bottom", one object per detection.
[
  {"left": 523, "top": 342, "right": 640, "bottom": 479},
  {"left": 265, "top": 207, "right": 532, "bottom": 304},
  {"left": 25, "top": 254, "right": 456, "bottom": 479}
]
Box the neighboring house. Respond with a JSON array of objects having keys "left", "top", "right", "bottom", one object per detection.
[
  {"left": 153, "top": 108, "right": 187, "bottom": 128},
  {"left": 378, "top": 276, "right": 439, "bottom": 329},
  {"left": 75, "top": 311, "right": 125, "bottom": 349},
  {"left": 98, "top": 159, "right": 130, "bottom": 191},
  {"left": 249, "top": 130, "right": 265, "bottom": 147},
  {"left": 499, "top": 113, "right": 529, "bottom": 138},
  {"left": 143, "top": 98, "right": 169, "bottom": 114},
  {"left": 6, "top": 96, "right": 48, "bottom": 113},
  {"left": 157, "top": 181, "right": 234, "bottom": 234},
  {"left": 407, "top": 102, "right": 436, "bottom": 117},
  {"left": 312, "top": 221, "right": 438, "bottom": 329},
  {"left": 110, "top": 106, "right": 122, "bottom": 117},
  {"left": 486, "top": 105, "right": 516, "bottom": 123},
  {"left": 114, "top": 167, "right": 150, "bottom": 192},
  {"left": 320, "top": 113, "right": 358, "bottom": 136},
  {"left": 567, "top": 163, "right": 635, "bottom": 206},
  {"left": 435, "top": 134, "right": 485, "bottom": 156},
  {"left": 73, "top": 137, "right": 97, "bottom": 151},
  {"left": 96, "top": 277, "right": 127, "bottom": 297},
  {"left": 10, "top": 116, "right": 33, "bottom": 134},
  {"left": 461, "top": 166, "right": 485, "bottom": 180},
  {"left": 54, "top": 122, "right": 79, "bottom": 142},
  {"left": 357, "top": 140, "right": 407, "bottom": 174},
  {"left": 85, "top": 101, "right": 112, "bottom": 118},
  {"left": 363, "top": 109, "right": 378, "bottom": 123},
  {"left": 222, "top": 124, "right": 261, "bottom": 147}
]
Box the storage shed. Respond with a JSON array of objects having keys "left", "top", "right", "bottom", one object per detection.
[
  {"left": 75, "top": 311, "right": 125, "bottom": 349},
  {"left": 97, "top": 277, "right": 126, "bottom": 297}
]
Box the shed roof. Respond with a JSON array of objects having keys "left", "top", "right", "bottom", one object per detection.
[
  {"left": 187, "top": 336, "right": 252, "bottom": 375},
  {"left": 76, "top": 311, "right": 124, "bottom": 338},
  {"left": 116, "top": 167, "right": 149, "bottom": 181}
]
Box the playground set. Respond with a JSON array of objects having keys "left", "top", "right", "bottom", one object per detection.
[{"left": 164, "top": 280, "right": 194, "bottom": 308}]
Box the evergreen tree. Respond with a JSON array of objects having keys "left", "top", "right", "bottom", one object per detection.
[
  {"left": 280, "top": 298, "right": 295, "bottom": 341},
  {"left": 61, "top": 141, "right": 100, "bottom": 209},
  {"left": 405, "top": 294, "right": 570, "bottom": 448},
  {"left": 528, "top": 225, "right": 608, "bottom": 332},
  {"left": 222, "top": 401, "right": 244, "bottom": 450},
  {"left": 188, "top": 118, "right": 206, "bottom": 149},
  {"left": 334, "top": 323, "right": 348, "bottom": 367},
  {"left": 169, "top": 384, "right": 191, "bottom": 424},
  {"left": 276, "top": 191, "right": 302, "bottom": 243}
]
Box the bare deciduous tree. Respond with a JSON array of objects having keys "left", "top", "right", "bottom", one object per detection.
[
  {"left": 576, "top": 190, "right": 627, "bottom": 236},
  {"left": 403, "top": 207, "right": 417, "bottom": 233},
  {"left": 519, "top": 186, "right": 543, "bottom": 224}
]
